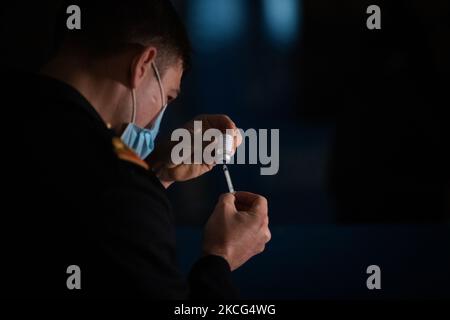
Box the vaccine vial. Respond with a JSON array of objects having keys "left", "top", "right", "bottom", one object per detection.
[{"left": 216, "top": 134, "right": 234, "bottom": 164}]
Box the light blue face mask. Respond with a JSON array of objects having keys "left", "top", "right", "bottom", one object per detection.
[{"left": 121, "top": 62, "right": 168, "bottom": 160}]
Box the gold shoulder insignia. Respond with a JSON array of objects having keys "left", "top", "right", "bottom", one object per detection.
[{"left": 112, "top": 137, "right": 149, "bottom": 171}]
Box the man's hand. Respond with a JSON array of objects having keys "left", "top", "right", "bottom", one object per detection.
[
  {"left": 203, "top": 192, "right": 271, "bottom": 271},
  {"left": 147, "top": 115, "right": 242, "bottom": 188}
]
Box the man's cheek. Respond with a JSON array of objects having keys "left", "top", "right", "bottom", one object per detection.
[
  {"left": 135, "top": 109, "right": 152, "bottom": 128},
  {"left": 141, "top": 108, "right": 158, "bottom": 128}
]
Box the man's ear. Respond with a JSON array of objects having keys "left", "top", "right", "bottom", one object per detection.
[{"left": 130, "top": 47, "right": 157, "bottom": 89}]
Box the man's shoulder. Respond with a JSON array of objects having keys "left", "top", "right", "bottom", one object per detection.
[
  {"left": 5, "top": 68, "right": 167, "bottom": 196},
  {"left": 2, "top": 70, "right": 113, "bottom": 182}
]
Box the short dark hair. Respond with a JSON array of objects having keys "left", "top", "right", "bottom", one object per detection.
[{"left": 56, "top": 0, "right": 191, "bottom": 71}]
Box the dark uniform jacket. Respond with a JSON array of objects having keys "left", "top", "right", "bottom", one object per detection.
[{"left": 2, "top": 70, "right": 238, "bottom": 299}]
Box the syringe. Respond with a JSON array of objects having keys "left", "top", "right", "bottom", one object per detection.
[
  {"left": 223, "top": 165, "right": 235, "bottom": 194},
  {"left": 219, "top": 134, "right": 236, "bottom": 193}
]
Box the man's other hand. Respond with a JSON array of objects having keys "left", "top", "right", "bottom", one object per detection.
[
  {"left": 202, "top": 192, "right": 271, "bottom": 271},
  {"left": 147, "top": 114, "right": 242, "bottom": 188}
]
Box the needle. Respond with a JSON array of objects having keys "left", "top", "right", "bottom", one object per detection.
[{"left": 223, "top": 165, "right": 235, "bottom": 194}]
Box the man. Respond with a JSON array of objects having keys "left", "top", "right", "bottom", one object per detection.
[{"left": 2, "top": 0, "right": 270, "bottom": 299}]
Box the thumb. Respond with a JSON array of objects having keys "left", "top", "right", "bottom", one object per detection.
[
  {"left": 248, "top": 195, "right": 268, "bottom": 217},
  {"left": 217, "top": 193, "right": 237, "bottom": 213}
]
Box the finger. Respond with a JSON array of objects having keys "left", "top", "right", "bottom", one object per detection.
[
  {"left": 257, "top": 244, "right": 266, "bottom": 254},
  {"left": 191, "top": 115, "right": 242, "bottom": 163},
  {"left": 188, "top": 115, "right": 240, "bottom": 159},
  {"left": 263, "top": 215, "right": 269, "bottom": 227},
  {"left": 249, "top": 196, "right": 268, "bottom": 217},
  {"left": 234, "top": 192, "right": 268, "bottom": 216},
  {"left": 264, "top": 229, "right": 272, "bottom": 243},
  {"left": 234, "top": 192, "right": 268, "bottom": 208},
  {"left": 234, "top": 191, "right": 259, "bottom": 203},
  {"left": 217, "top": 193, "right": 237, "bottom": 211},
  {"left": 234, "top": 129, "right": 243, "bottom": 150},
  {"left": 203, "top": 115, "right": 237, "bottom": 134},
  {"left": 233, "top": 191, "right": 259, "bottom": 210}
]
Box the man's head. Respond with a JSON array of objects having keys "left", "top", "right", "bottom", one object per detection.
[{"left": 52, "top": 0, "right": 190, "bottom": 131}]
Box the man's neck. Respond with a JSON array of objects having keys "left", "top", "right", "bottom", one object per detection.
[{"left": 41, "top": 53, "right": 125, "bottom": 129}]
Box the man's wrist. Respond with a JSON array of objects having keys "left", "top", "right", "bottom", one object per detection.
[
  {"left": 201, "top": 254, "right": 232, "bottom": 271},
  {"left": 202, "top": 249, "right": 233, "bottom": 271}
]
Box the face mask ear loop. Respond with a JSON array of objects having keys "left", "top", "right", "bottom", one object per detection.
[
  {"left": 152, "top": 62, "right": 167, "bottom": 108},
  {"left": 131, "top": 89, "right": 137, "bottom": 124}
]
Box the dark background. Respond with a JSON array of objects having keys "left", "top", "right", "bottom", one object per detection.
[{"left": 1, "top": 0, "right": 449, "bottom": 299}]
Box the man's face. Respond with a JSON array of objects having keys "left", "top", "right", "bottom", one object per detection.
[{"left": 134, "top": 58, "right": 183, "bottom": 128}]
